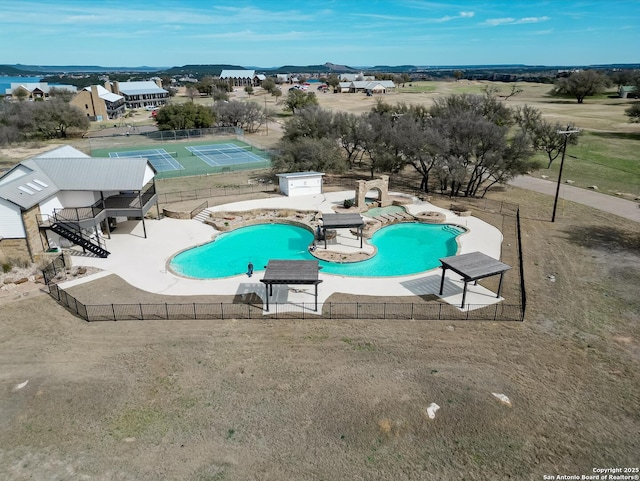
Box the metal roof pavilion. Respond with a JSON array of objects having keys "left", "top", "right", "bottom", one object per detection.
[{"left": 438, "top": 251, "right": 511, "bottom": 308}]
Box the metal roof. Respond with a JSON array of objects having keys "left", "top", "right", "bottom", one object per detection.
[
  {"left": 25, "top": 157, "right": 151, "bottom": 191},
  {"left": 35, "top": 145, "right": 91, "bottom": 159},
  {"left": 220, "top": 70, "right": 256, "bottom": 79},
  {"left": 82, "top": 85, "right": 124, "bottom": 102},
  {"left": 6, "top": 82, "right": 77, "bottom": 95},
  {"left": 117, "top": 81, "right": 167, "bottom": 96},
  {"left": 0, "top": 145, "right": 154, "bottom": 210},
  {"left": 276, "top": 171, "right": 325, "bottom": 178},
  {"left": 0, "top": 167, "right": 57, "bottom": 210}
]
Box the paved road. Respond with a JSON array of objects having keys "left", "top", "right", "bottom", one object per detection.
[{"left": 509, "top": 176, "right": 640, "bottom": 223}]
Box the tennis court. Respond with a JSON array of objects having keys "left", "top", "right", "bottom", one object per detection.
[
  {"left": 187, "top": 143, "right": 270, "bottom": 168},
  {"left": 92, "top": 134, "right": 272, "bottom": 179},
  {"left": 108, "top": 149, "right": 184, "bottom": 172}
]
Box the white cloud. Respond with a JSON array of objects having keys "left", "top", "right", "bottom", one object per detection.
[
  {"left": 514, "top": 16, "right": 550, "bottom": 24},
  {"left": 484, "top": 18, "right": 515, "bottom": 26},
  {"left": 483, "top": 16, "right": 550, "bottom": 26}
]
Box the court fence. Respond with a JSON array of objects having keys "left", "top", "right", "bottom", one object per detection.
[{"left": 156, "top": 183, "right": 278, "bottom": 205}]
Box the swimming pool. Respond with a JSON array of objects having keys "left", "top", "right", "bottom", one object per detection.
[
  {"left": 169, "top": 223, "right": 463, "bottom": 279},
  {"left": 363, "top": 204, "right": 407, "bottom": 217}
]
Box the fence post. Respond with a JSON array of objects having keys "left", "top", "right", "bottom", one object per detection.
[
  {"left": 438, "top": 303, "right": 442, "bottom": 320},
  {"left": 139, "top": 303, "right": 143, "bottom": 320},
  {"left": 112, "top": 304, "right": 117, "bottom": 321},
  {"left": 221, "top": 302, "right": 224, "bottom": 320},
  {"left": 356, "top": 303, "right": 359, "bottom": 319},
  {"left": 193, "top": 303, "right": 197, "bottom": 320},
  {"left": 165, "top": 303, "right": 169, "bottom": 320}
]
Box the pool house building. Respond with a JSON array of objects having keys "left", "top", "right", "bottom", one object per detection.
[{"left": 0, "top": 145, "right": 159, "bottom": 262}]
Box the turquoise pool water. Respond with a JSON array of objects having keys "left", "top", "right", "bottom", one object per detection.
[
  {"left": 364, "top": 204, "right": 406, "bottom": 217},
  {"left": 169, "top": 223, "right": 462, "bottom": 279}
]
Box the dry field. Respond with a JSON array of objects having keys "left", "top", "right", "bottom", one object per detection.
[
  {"left": 0, "top": 81, "right": 639, "bottom": 480},
  {"left": 1, "top": 183, "right": 639, "bottom": 480}
]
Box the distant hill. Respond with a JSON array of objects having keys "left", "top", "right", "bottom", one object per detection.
[
  {"left": 0, "top": 65, "right": 42, "bottom": 75},
  {"left": 162, "top": 64, "right": 248, "bottom": 76},
  {"left": 365, "top": 65, "right": 418, "bottom": 73},
  {"left": 4, "top": 62, "right": 639, "bottom": 80},
  {"left": 9, "top": 64, "right": 164, "bottom": 74}
]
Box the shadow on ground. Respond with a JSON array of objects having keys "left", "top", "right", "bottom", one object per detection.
[{"left": 563, "top": 225, "right": 640, "bottom": 252}]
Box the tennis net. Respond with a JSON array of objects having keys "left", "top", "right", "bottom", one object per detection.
[
  {"left": 190, "top": 146, "right": 252, "bottom": 156},
  {"left": 125, "top": 151, "right": 178, "bottom": 159}
]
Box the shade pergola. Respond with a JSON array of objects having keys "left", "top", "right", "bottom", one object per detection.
[
  {"left": 320, "top": 213, "right": 364, "bottom": 249},
  {"left": 260, "top": 260, "right": 323, "bottom": 311},
  {"left": 439, "top": 251, "right": 511, "bottom": 308}
]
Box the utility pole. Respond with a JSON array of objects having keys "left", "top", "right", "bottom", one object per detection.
[
  {"left": 552, "top": 126, "right": 580, "bottom": 222},
  {"left": 264, "top": 95, "right": 268, "bottom": 136}
]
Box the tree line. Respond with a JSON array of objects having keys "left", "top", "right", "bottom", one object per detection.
[
  {"left": 0, "top": 96, "right": 89, "bottom": 145},
  {"left": 273, "top": 90, "right": 583, "bottom": 198}
]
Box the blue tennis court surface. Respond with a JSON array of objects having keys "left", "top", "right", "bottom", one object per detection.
[
  {"left": 108, "top": 149, "right": 183, "bottom": 172},
  {"left": 187, "top": 143, "right": 269, "bottom": 167}
]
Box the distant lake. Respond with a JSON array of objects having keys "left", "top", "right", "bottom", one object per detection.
[{"left": 0, "top": 76, "right": 44, "bottom": 94}]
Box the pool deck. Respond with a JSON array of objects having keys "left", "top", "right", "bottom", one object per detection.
[{"left": 60, "top": 191, "right": 507, "bottom": 313}]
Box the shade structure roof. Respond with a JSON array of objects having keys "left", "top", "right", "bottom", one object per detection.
[
  {"left": 439, "top": 251, "right": 511, "bottom": 282},
  {"left": 438, "top": 251, "right": 512, "bottom": 308},
  {"left": 321, "top": 213, "right": 364, "bottom": 229},
  {"left": 260, "top": 260, "right": 323, "bottom": 311},
  {"left": 261, "top": 260, "right": 322, "bottom": 285}
]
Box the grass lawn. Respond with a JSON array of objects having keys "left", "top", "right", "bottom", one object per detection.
[{"left": 531, "top": 131, "right": 640, "bottom": 196}]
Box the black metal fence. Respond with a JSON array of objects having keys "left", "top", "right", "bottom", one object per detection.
[
  {"left": 41, "top": 188, "right": 527, "bottom": 322},
  {"left": 42, "top": 254, "right": 66, "bottom": 285},
  {"left": 516, "top": 209, "right": 527, "bottom": 315},
  {"left": 47, "top": 283, "right": 523, "bottom": 322}
]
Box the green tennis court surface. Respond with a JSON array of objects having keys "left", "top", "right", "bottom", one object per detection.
[
  {"left": 109, "top": 149, "right": 183, "bottom": 172},
  {"left": 92, "top": 139, "right": 271, "bottom": 179}
]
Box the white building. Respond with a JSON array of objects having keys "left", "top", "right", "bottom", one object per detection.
[
  {"left": 276, "top": 172, "right": 325, "bottom": 197},
  {"left": 0, "top": 145, "right": 158, "bottom": 261}
]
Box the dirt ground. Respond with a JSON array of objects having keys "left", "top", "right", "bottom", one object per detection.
[
  {"left": 0, "top": 81, "right": 639, "bottom": 480},
  {"left": 1, "top": 183, "right": 638, "bottom": 480}
]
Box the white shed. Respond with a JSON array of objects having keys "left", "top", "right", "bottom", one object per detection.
[{"left": 277, "top": 171, "right": 325, "bottom": 197}]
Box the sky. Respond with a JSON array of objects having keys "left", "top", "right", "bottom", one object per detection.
[{"left": 1, "top": 0, "right": 639, "bottom": 68}]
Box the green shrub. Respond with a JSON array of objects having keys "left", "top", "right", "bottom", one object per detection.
[
  {"left": 343, "top": 198, "right": 354, "bottom": 209},
  {"left": 2, "top": 262, "right": 12, "bottom": 273}
]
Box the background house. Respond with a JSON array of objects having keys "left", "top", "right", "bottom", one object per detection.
[
  {"left": 104, "top": 80, "right": 168, "bottom": 110},
  {"left": 220, "top": 70, "right": 257, "bottom": 87},
  {"left": 0, "top": 145, "right": 158, "bottom": 261},
  {"left": 4, "top": 82, "right": 77, "bottom": 100},
  {"left": 70, "top": 85, "right": 126, "bottom": 121},
  {"left": 619, "top": 85, "right": 638, "bottom": 98}
]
